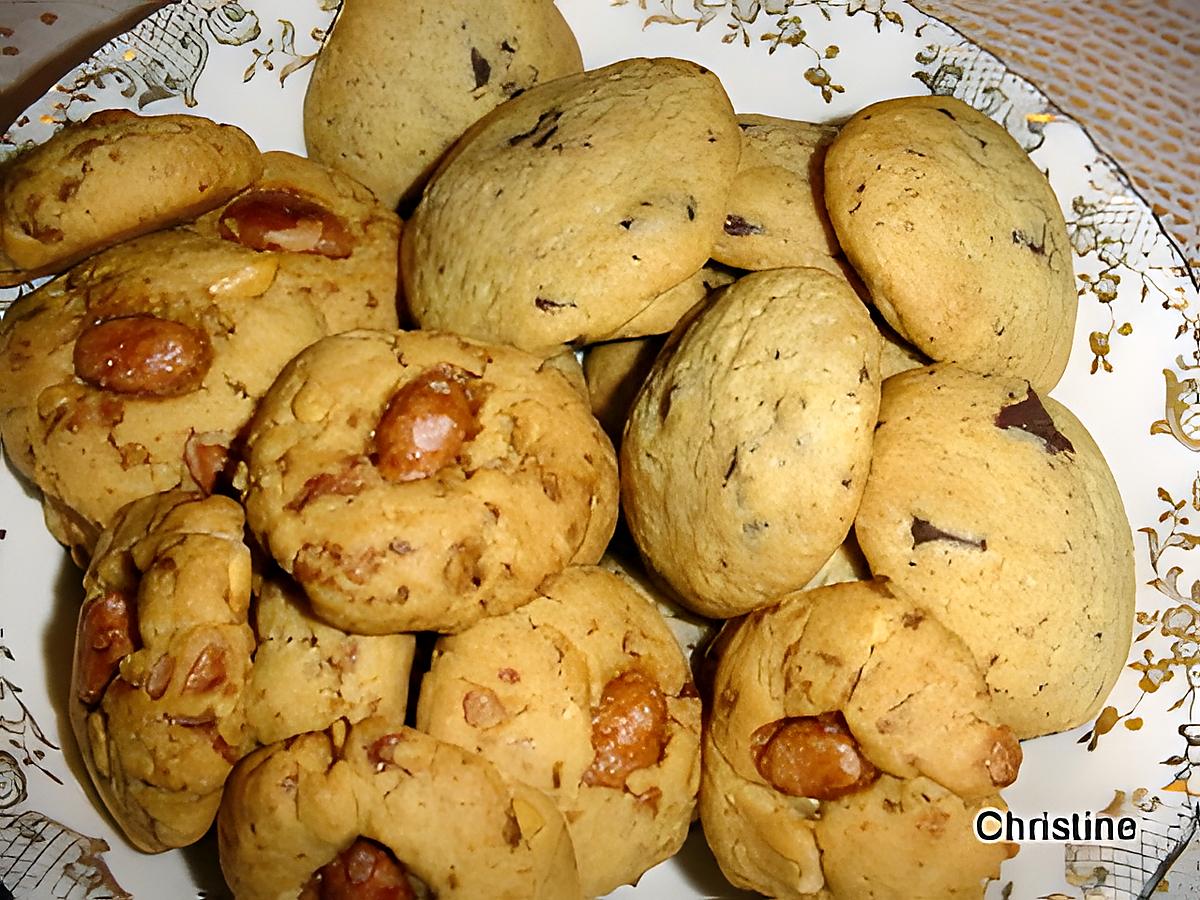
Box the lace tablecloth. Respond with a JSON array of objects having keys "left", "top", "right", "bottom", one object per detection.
[{"left": 0, "top": 0, "right": 1196, "bottom": 263}]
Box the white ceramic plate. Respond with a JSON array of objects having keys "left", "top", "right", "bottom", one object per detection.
[{"left": 2, "top": 1, "right": 1199, "bottom": 897}]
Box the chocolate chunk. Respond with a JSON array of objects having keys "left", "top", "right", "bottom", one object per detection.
[
  {"left": 534, "top": 296, "right": 576, "bottom": 312},
  {"left": 1011, "top": 227, "right": 1046, "bottom": 256},
  {"left": 470, "top": 47, "right": 491, "bottom": 89},
  {"left": 910, "top": 517, "right": 987, "bottom": 551},
  {"left": 723, "top": 214, "right": 763, "bottom": 236},
  {"left": 995, "top": 388, "right": 1074, "bottom": 454},
  {"left": 508, "top": 109, "right": 562, "bottom": 146}
]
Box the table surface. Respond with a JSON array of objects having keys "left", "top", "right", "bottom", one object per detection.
[{"left": 0, "top": 0, "right": 1195, "bottom": 267}]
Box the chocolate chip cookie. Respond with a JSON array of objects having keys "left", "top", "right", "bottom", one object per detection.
[
  {"left": 622, "top": 267, "right": 881, "bottom": 617},
  {"left": 854, "top": 364, "right": 1135, "bottom": 738},
  {"left": 824, "top": 96, "right": 1076, "bottom": 391},
  {"left": 402, "top": 57, "right": 740, "bottom": 357}
]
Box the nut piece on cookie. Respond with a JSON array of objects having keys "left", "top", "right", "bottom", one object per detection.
[
  {"left": 70, "top": 490, "right": 256, "bottom": 853},
  {"left": 700, "top": 579, "right": 1020, "bottom": 898},
  {"left": 416, "top": 565, "right": 701, "bottom": 897},
  {"left": 402, "top": 57, "right": 741, "bottom": 357},
  {"left": 855, "top": 364, "right": 1135, "bottom": 738},
  {"left": 0, "top": 110, "right": 262, "bottom": 282},
  {"left": 824, "top": 95, "right": 1076, "bottom": 391},
  {"left": 0, "top": 230, "right": 327, "bottom": 558},
  {"left": 622, "top": 267, "right": 881, "bottom": 618},
  {"left": 217, "top": 719, "right": 582, "bottom": 900},
  {"left": 244, "top": 574, "right": 416, "bottom": 745},
  {"left": 191, "top": 150, "right": 402, "bottom": 334},
  {"left": 304, "top": 0, "right": 583, "bottom": 209},
  {"left": 713, "top": 115, "right": 842, "bottom": 273},
  {"left": 241, "top": 330, "right": 618, "bottom": 634}
]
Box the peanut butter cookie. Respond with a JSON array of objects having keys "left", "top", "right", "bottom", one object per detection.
[
  {"left": 417, "top": 565, "right": 701, "bottom": 897},
  {"left": 241, "top": 329, "right": 618, "bottom": 634},
  {"left": 71, "top": 490, "right": 255, "bottom": 852}
]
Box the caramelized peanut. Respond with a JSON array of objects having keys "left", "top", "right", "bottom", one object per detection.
[
  {"left": 368, "top": 732, "right": 406, "bottom": 770},
  {"left": 751, "top": 712, "right": 878, "bottom": 800},
  {"left": 219, "top": 190, "right": 353, "bottom": 258},
  {"left": 74, "top": 315, "right": 212, "bottom": 397},
  {"left": 301, "top": 838, "right": 417, "bottom": 900},
  {"left": 76, "top": 591, "right": 139, "bottom": 705},
  {"left": 986, "top": 726, "right": 1022, "bottom": 788},
  {"left": 462, "top": 688, "right": 507, "bottom": 728},
  {"left": 373, "top": 365, "right": 481, "bottom": 483},
  {"left": 183, "top": 643, "right": 227, "bottom": 693},
  {"left": 183, "top": 432, "right": 230, "bottom": 495},
  {"left": 582, "top": 670, "right": 668, "bottom": 789}
]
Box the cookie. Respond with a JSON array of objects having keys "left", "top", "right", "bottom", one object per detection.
[
  {"left": 416, "top": 565, "right": 701, "bottom": 897},
  {"left": 712, "top": 115, "right": 841, "bottom": 272},
  {"left": 583, "top": 336, "right": 665, "bottom": 443},
  {"left": 854, "top": 364, "right": 1135, "bottom": 738},
  {"left": 0, "top": 110, "right": 261, "bottom": 280},
  {"left": 70, "top": 490, "right": 255, "bottom": 852},
  {"left": 241, "top": 329, "right": 618, "bottom": 634},
  {"left": 191, "top": 150, "right": 401, "bottom": 333},
  {"left": 622, "top": 267, "right": 881, "bottom": 618},
  {"left": 304, "top": 0, "right": 583, "bottom": 209},
  {"left": 244, "top": 574, "right": 415, "bottom": 745},
  {"left": 0, "top": 230, "right": 327, "bottom": 557},
  {"left": 601, "top": 261, "right": 739, "bottom": 342},
  {"left": 824, "top": 96, "right": 1076, "bottom": 391},
  {"left": 402, "top": 57, "right": 740, "bottom": 357},
  {"left": 218, "top": 718, "right": 582, "bottom": 899},
  {"left": 700, "top": 579, "right": 1020, "bottom": 898}
]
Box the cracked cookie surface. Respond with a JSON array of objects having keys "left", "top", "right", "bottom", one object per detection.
[
  {"left": 70, "top": 490, "right": 256, "bottom": 853},
  {"left": 218, "top": 718, "right": 582, "bottom": 900},
  {"left": 241, "top": 329, "right": 618, "bottom": 634},
  {"left": 0, "top": 229, "right": 328, "bottom": 556},
  {"left": 855, "top": 364, "right": 1135, "bottom": 738},
  {"left": 700, "top": 579, "right": 1019, "bottom": 898},
  {"left": 824, "top": 95, "right": 1076, "bottom": 391},
  {"left": 417, "top": 564, "right": 701, "bottom": 896},
  {"left": 621, "top": 267, "right": 881, "bottom": 618}
]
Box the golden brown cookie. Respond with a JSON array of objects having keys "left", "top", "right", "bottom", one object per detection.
[
  {"left": 700, "top": 579, "right": 1020, "bottom": 898},
  {"left": 244, "top": 574, "right": 415, "bottom": 745},
  {"left": 241, "top": 329, "right": 618, "bottom": 634},
  {"left": 622, "top": 267, "right": 881, "bottom": 618},
  {"left": 402, "top": 57, "right": 741, "bottom": 357},
  {"left": 824, "top": 96, "right": 1076, "bottom": 391},
  {"left": 218, "top": 718, "right": 582, "bottom": 899},
  {"left": 191, "top": 150, "right": 401, "bottom": 334},
  {"left": 854, "top": 364, "right": 1135, "bottom": 738},
  {"left": 713, "top": 115, "right": 841, "bottom": 272},
  {"left": 304, "top": 0, "right": 583, "bottom": 209},
  {"left": 583, "top": 336, "right": 665, "bottom": 443},
  {"left": 0, "top": 110, "right": 261, "bottom": 280},
  {"left": 416, "top": 565, "right": 701, "bottom": 896},
  {"left": 71, "top": 490, "right": 255, "bottom": 852},
  {"left": 0, "top": 230, "right": 327, "bottom": 557}
]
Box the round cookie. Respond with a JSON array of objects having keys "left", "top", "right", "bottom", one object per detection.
[
  {"left": 0, "top": 229, "right": 327, "bottom": 556},
  {"left": 712, "top": 115, "right": 841, "bottom": 272},
  {"left": 700, "top": 579, "right": 1020, "bottom": 898},
  {"left": 402, "top": 57, "right": 741, "bottom": 357},
  {"left": 854, "top": 364, "right": 1135, "bottom": 738},
  {"left": 244, "top": 574, "right": 415, "bottom": 745},
  {"left": 0, "top": 110, "right": 262, "bottom": 281},
  {"left": 601, "top": 261, "right": 739, "bottom": 342},
  {"left": 218, "top": 718, "right": 582, "bottom": 900},
  {"left": 191, "top": 150, "right": 401, "bottom": 334},
  {"left": 71, "top": 490, "right": 255, "bottom": 853},
  {"left": 241, "top": 329, "right": 618, "bottom": 634},
  {"left": 304, "top": 0, "right": 583, "bottom": 209},
  {"left": 416, "top": 565, "right": 700, "bottom": 897},
  {"left": 622, "top": 267, "right": 881, "bottom": 618},
  {"left": 824, "top": 95, "right": 1076, "bottom": 391}
]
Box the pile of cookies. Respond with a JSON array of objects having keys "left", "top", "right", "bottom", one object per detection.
[{"left": 0, "top": 1, "right": 1136, "bottom": 897}]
